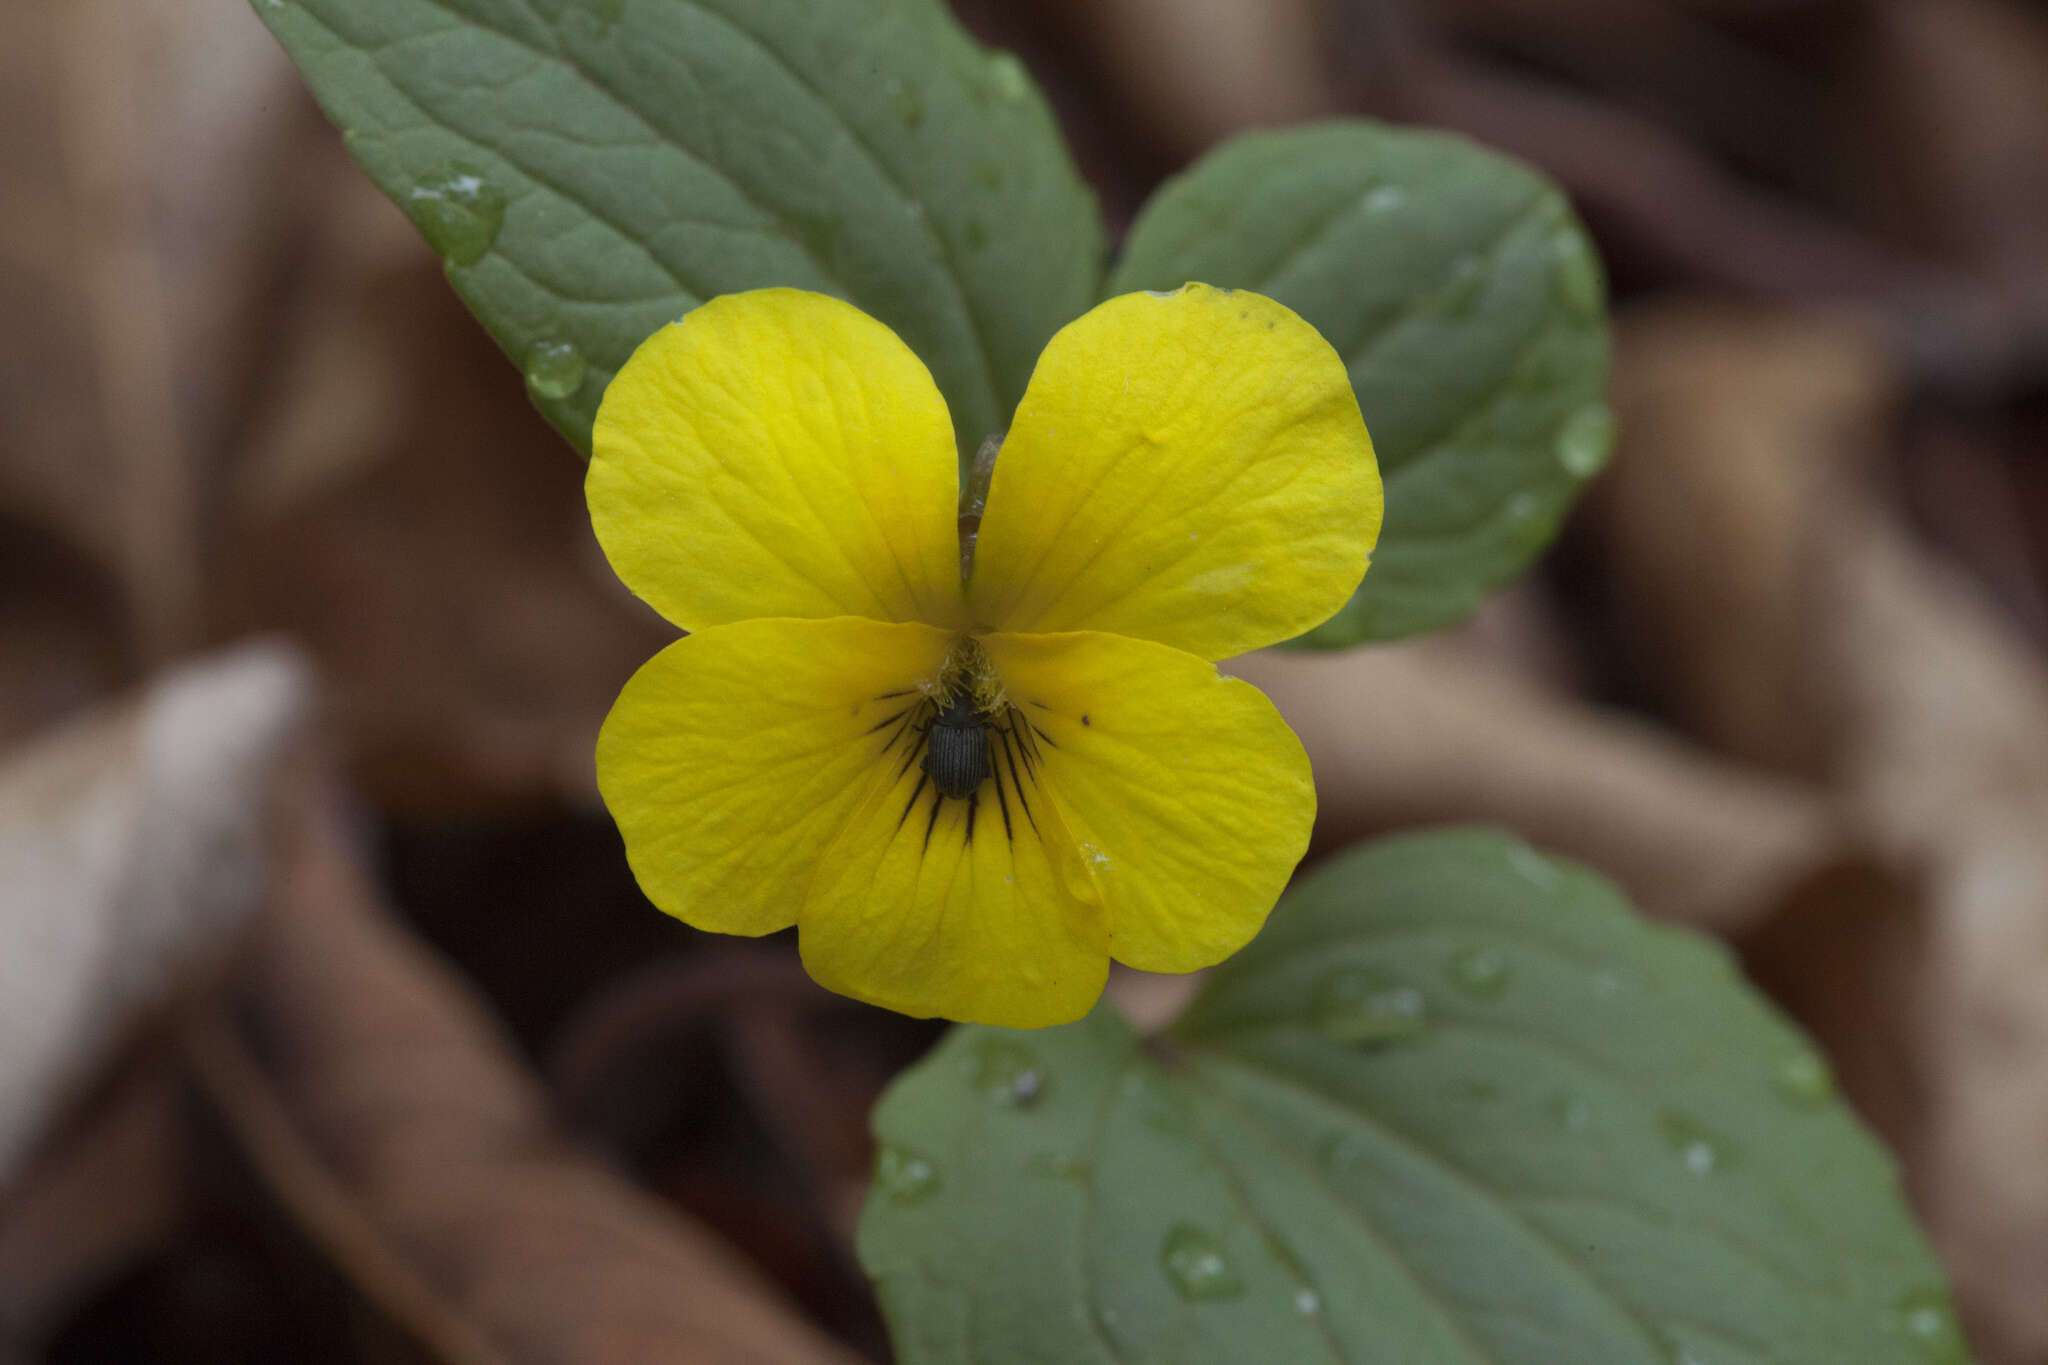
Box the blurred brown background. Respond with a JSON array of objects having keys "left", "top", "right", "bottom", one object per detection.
[{"left": 5, "top": 0, "right": 2048, "bottom": 1361}]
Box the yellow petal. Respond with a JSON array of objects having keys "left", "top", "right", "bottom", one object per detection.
[
  {"left": 800, "top": 709, "right": 1109, "bottom": 1029},
  {"left": 589, "top": 289, "right": 967, "bottom": 632},
  {"left": 982, "top": 629, "right": 1314, "bottom": 973},
  {"left": 596, "top": 616, "right": 955, "bottom": 936},
  {"left": 968, "top": 284, "right": 1382, "bottom": 659}
]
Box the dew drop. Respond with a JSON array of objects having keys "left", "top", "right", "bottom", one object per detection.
[
  {"left": 406, "top": 164, "right": 506, "bottom": 267},
  {"left": 1774, "top": 1050, "right": 1836, "bottom": 1107},
  {"left": 874, "top": 1146, "right": 939, "bottom": 1203},
  {"left": 1554, "top": 403, "right": 1616, "bottom": 479},
  {"left": 987, "top": 51, "right": 1031, "bottom": 101},
  {"left": 1659, "top": 1112, "right": 1738, "bottom": 1177},
  {"left": 1550, "top": 1092, "right": 1594, "bottom": 1132},
  {"left": 1159, "top": 1224, "right": 1244, "bottom": 1301},
  {"left": 887, "top": 79, "right": 923, "bottom": 129},
  {"left": 1441, "top": 255, "right": 1485, "bottom": 319},
  {"left": 1446, "top": 945, "right": 1512, "bottom": 999},
  {"left": 1551, "top": 231, "right": 1604, "bottom": 319},
  {"left": 1506, "top": 842, "right": 1560, "bottom": 889},
  {"left": 973, "top": 1037, "right": 1044, "bottom": 1106},
  {"left": 1360, "top": 185, "right": 1406, "bottom": 215},
  {"left": 1895, "top": 1287, "right": 1967, "bottom": 1362},
  {"left": 1294, "top": 1287, "right": 1321, "bottom": 1316},
  {"left": 524, "top": 338, "right": 587, "bottom": 399},
  {"left": 1312, "top": 967, "right": 1427, "bottom": 1044}
]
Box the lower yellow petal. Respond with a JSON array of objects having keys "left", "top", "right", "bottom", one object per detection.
[
  {"left": 800, "top": 726, "right": 1108, "bottom": 1029},
  {"left": 596, "top": 617, "right": 954, "bottom": 936},
  {"left": 982, "top": 629, "right": 1314, "bottom": 973}
]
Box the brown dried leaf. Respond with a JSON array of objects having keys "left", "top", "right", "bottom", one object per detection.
[
  {"left": 0, "top": 642, "right": 311, "bottom": 1176},
  {"left": 1031, "top": 0, "right": 1339, "bottom": 160},
  {"left": 0, "top": 1066, "right": 184, "bottom": 1346},
  {"left": 1232, "top": 632, "right": 1845, "bottom": 932},
  {"left": 1817, "top": 500, "right": 2048, "bottom": 1363},
  {"left": 0, "top": 0, "right": 307, "bottom": 660},
  {"left": 1594, "top": 297, "right": 2048, "bottom": 1361},
  {"left": 192, "top": 782, "right": 864, "bottom": 1365},
  {"left": 1598, "top": 300, "right": 1900, "bottom": 771},
  {"left": 214, "top": 145, "right": 670, "bottom": 815}
]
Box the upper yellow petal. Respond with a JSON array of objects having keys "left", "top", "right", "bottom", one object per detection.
[
  {"left": 982, "top": 629, "right": 1314, "bottom": 974},
  {"left": 800, "top": 689, "right": 1108, "bottom": 1029},
  {"left": 596, "top": 616, "right": 955, "bottom": 936},
  {"left": 967, "top": 284, "right": 1382, "bottom": 659},
  {"left": 589, "top": 289, "right": 967, "bottom": 632}
]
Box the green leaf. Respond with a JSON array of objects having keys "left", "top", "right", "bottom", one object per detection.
[
  {"left": 1111, "top": 122, "right": 1613, "bottom": 643},
  {"left": 862, "top": 829, "right": 1969, "bottom": 1365},
  {"left": 255, "top": 0, "right": 1103, "bottom": 460}
]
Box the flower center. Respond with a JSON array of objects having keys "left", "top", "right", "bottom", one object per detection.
[{"left": 867, "top": 635, "right": 1053, "bottom": 853}]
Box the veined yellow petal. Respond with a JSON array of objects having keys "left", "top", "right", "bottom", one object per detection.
[
  {"left": 589, "top": 289, "right": 967, "bottom": 632},
  {"left": 801, "top": 714, "right": 1108, "bottom": 1029},
  {"left": 969, "top": 284, "right": 1381, "bottom": 659},
  {"left": 596, "top": 616, "right": 954, "bottom": 936},
  {"left": 982, "top": 629, "right": 1314, "bottom": 973}
]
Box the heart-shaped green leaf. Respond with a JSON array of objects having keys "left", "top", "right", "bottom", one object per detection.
[
  {"left": 862, "top": 829, "right": 1968, "bottom": 1365},
  {"left": 255, "top": 0, "right": 1104, "bottom": 461},
  {"left": 1112, "top": 123, "right": 1613, "bottom": 643}
]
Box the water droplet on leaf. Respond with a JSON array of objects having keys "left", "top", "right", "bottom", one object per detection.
[
  {"left": 1774, "top": 1051, "right": 1835, "bottom": 1106},
  {"left": 973, "top": 1037, "right": 1044, "bottom": 1106},
  {"left": 406, "top": 165, "right": 505, "bottom": 266},
  {"left": 1506, "top": 842, "right": 1560, "bottom": 889},
  {"left": 874, "top": 1146, "right": 939, "bottom": 1203},
  {"left": 1447, "top": 945, "right": 1512, "bottom": 998},
  {"left": 1313, "top": 967, "right": 1427, "bottom": 1044},
  {"left": 1317, "top": 1130, "right": 1369, "bottom": 1174},
  {"left": 1550, "top": 1092, "right": 1594, "bottom": 1132},
  {"left": 887, "top": 79, "right": 923, "bottom": 128},
  {"left": 1441, "top": 255, "right": 1485, "bottom": 318},
  {"left": 1555, "top": 403, "right": 1616, "bottom": 479},
  {"left": 987, "top": 52, "right": 1030, "bottom": 101},
  {"left": 1294, "top": 1287, "right": 1321, "bottom": 1315},
  {"left": 524, "top": 339, "right": 587, "bottom": 399},
  {"left": 1159, "top": 1224, "right": 1244, "bottom": 1301},
  {"left": 1895, "top": 1288, "right": 1967, "bottom": 1362},
  {"left": 1551, "top": 231, "right": 1603, "bottom": 319},
  {"left": 1659, "top": 1112, "right": 1737, "bottom": 1176},
  {"left": 1360, "top": 185, "right": 1406, "bottom": 215}
]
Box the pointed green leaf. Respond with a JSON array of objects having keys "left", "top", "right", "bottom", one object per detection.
[
  {"left": 862, "top": 830, "right": 1968, "bottom": 1365},
  {"left": 1111, "top": 122, "right": 1613, "bottom": 643},
  {"left": 255, "top": 0, "right": 1103, "bottom": 459}
]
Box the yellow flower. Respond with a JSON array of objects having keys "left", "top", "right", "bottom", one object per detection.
[{"left": 588, "top": 284, "right": 1381, "bottom": 1028}]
